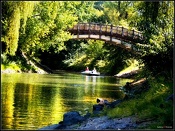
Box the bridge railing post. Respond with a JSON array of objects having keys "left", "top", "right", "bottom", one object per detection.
[
  {"left": 95, "top": 23, "right": 97, "bottom": 32},
  {"left": 132, "top": 30, "right": 134, "bottom": 39},
  {"left": 110, "top": 24, "right": 113, "bottom": 41},
  {"left": 138, "top": 32, "right": 142, "bottom": 41},
  {"left": 77, "top": 23, "right": 80, "bottom": 39},
  {"left": 116, "top": 26, "right": 119, "bottom": 35},
  {"left": 139, "top": 32, "right": 143, "bottom": 40},
  {"left": 106, "top": 24, "right": 108, "bottom": 33},
  {"left": 84, "top": 23, "right": 86, "bottom": 31},
  {"left": 88, "top": 22, "right": 91, "bottom": 38},
  {"left": 99, "top": 23, "right": 102, "bottom": 39},
  {"left": 125, "top": 28, "right": 128, "bottom": 37}
]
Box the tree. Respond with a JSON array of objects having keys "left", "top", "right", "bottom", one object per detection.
[
  {"left": 136, "top": 1, "right": 174, "bottom": 76},
  {"left": 18, "top": 1, "right": 78, "bottom": 57},
  {"left": 2, "top": 1, "right": 35, "bottom": 55},
  {"left": 102, "top": 1, "right": 138, "bottom": 29}
]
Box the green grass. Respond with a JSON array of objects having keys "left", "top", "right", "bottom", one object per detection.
[
  {"left": 117, "top": 59, "right": 143, "bottom": 75},
  {"left": 1, "top": 62, "right": 21, "bottom": 71},
  {"left": 104, "top": 75, "right": 173, "bottom": 129}
]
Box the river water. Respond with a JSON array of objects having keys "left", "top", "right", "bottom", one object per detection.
[{"left": 1, "top": 72, "right": 133, "bottom": 130}]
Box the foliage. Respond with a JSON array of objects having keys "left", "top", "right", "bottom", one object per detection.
[
  {"left": 18, "top": 1, "right": 78, "bottom": 56},
  {"left": 137, "top": 1, "right": 174, "bottom": 77},
  {"left": 102, "top": 1, "right": 140, "bottom": 30},
  {"left": 2, "top": 1, "right": 36, "bottom": 56},
  {"left": 63, "top": 40, "right": 106, "bottom": 71}
]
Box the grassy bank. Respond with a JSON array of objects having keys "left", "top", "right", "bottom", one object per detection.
[
  {"left": 1, "top": 62, "right": 35, "bottom": 73},
  {"left": 1, "top": 62, "right": 21, "bottom": 72},
  {"left": 102, "top": 75, "right": 173, "bottom": 129},
  {"left": 1, "top": 54, "right": 48, "bottom": 73}
]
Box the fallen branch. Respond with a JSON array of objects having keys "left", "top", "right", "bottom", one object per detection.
[{"left": 136, "top": 117, "right": 156, "bottom": 124}]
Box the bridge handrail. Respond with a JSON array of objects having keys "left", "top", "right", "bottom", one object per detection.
[{"left": 69, "top": 22, "right": 144, "bottom": 41}]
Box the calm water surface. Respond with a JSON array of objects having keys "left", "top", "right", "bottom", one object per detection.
[{"left": 1, "top": 72, "right": 133, "bottom": 130}]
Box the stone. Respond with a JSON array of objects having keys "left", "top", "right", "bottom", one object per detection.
[
  {"left": 38, "top": 124, "right": 62, "bottom": 130},
  {"left": 84, "top": 112, "right": 91, "bottom": 119},
  {"left": 93, "top": 104, "right": 104, "bottom": 111},
  {"left": 62, "top": 111, "right": 85, "bottom": 126}
]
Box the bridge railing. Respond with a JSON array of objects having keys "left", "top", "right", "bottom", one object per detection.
[{"left": 69, "top": 22, "right": 144, "bottom": 43}]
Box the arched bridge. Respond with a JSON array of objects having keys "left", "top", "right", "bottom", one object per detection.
[{"left": 68, "top": 23, "right": 145, "bottom": 52}]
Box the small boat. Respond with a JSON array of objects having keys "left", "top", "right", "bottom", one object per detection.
[{"left": 81, "top": 70, "right": 100, "bottom": 76}]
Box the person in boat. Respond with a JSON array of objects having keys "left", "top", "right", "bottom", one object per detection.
[
  {"left": 86, "top": 67, "right": 89, "bottom": 71},
  {"left": 92, "top": 67, "right": 96, "bottom": 73}
]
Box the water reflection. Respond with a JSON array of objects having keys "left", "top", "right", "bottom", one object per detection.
[
  {"left": 2, "top": 82, "right": 15, "bottom": 129},
  {"left": 2, "top": 73, "right": 133, "bottom": 130}
]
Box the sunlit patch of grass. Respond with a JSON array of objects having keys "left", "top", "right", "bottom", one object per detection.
[
  {"left": 1, "top": 62, "right": 21, "bottom": 72},
  {"left": 117, "top": 59, "right": 143, "bottom": 75}
]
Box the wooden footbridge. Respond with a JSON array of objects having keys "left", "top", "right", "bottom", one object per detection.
[{"left": 68, "top": 23, "right": 146, "bottom": 53}]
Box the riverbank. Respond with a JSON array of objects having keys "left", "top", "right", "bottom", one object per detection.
[
  {"left": 39, "top": 115, "right": 156, "bottom": 130},
  {"left": 1, "top": 68, "right": 47, "bottom": 74}
]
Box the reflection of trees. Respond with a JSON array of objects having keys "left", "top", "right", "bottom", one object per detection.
[
  {"left": 40, "top": 86, "right": 54, "bottom": 105},
  {"left": 12, "top": 83, "right": 38, "bottom": 129},
  {"left": 2, "top": 83, "right": 15, "bottom": 129},
  {"left": 96, "top": 89, "right": 125, "bottom": 99},
  {"left": 59, "top": 87, "right": 82, "bottom": 106}
]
